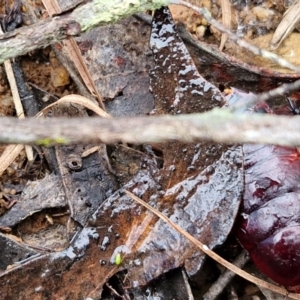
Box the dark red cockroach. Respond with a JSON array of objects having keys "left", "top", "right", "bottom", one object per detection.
[{"left": 227, "top": 89, "right": 300, "bottom": 292}]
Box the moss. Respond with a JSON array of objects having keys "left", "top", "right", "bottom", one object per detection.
[
  {"left": 73, "top": 0, "right": 170, "bottom": 32},
  {"left": 36, "top": 137, "right": 68, "bottom": 146}
]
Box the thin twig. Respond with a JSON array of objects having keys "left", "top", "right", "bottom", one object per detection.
[
  {"left": 125, "top": 191, "right": 300, "bottom": 299},
  {"left": 182, "top": 269, "right": 194, "bottom": 300},
  {"left": 173, "top": 0, "right": 300, "bottom": 74},
  {"left": 203, "top": 250, "right": 249, "bottom": 300},
  {"left": 0, "top": 144, "right": 24, "bottom": 175},
  {"left": 61, "top": 39, "right": 105, "bottom": 109},
  {"left": 227, "top": 79, "right": 300, "bottom": 112},
  {"left": 250, "top": 79, "right": 300, "bottom": 107},
  {"left": 105, "top": 283, "right": 123, "bottom": 298}
]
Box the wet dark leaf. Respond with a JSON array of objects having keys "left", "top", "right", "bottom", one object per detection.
[
  {"left": 0, "top": 227, "right": 112, "bottom": 299},
  {"left": 76, "top": 16, "right": 155, "bottom": 117},
  {"left": 91, "top": 7, "right": 243, "bottom": 286},
  {"left": 0, "top": 233, "right": 38, "bottom": 271}
]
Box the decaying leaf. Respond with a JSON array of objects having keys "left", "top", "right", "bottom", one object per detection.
[
  {"left": 75, "top": 16, "right": 155, "bottom": 116},
  {"left": 91, "top": 7, "right": 243, "bottom": 286},
  {"left": 0, "top": 227, "right": 110, "bottom": 299},
  {"left": 0, "top": 174, "right": 65, "bottom": 228},
  {"left": 0, "top": 232, "right": 38, "bottom": 271}
]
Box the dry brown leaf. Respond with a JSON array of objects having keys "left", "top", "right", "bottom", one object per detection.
[
  {"left": 41, "top": 0, "right": 61, "bottom": 15},
  {"left": 271, "top": 0, "right": 300, "bottom": 50},
  {"left": 220, "top": 0, "right": 231, "bottom": 51},
  {"left": 0, "top": 145, "right": 24, "bottom": 176}
]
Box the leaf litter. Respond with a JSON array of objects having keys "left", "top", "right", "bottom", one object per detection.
[
  {"left": 0, "top": 5, "right": 245, "bottom": 299},
  {"left": 2, "top": 0, "right": 300, "bottom": 299}
]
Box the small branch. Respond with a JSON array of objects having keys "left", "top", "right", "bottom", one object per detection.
[
  {"left": 1, "top": 110, "right": 300, "bottom": 146},
  {"left": 203, "top": 251, "right": 249, "bottom": 300},
  {"left": 241, "top": 79, "right": 300, "bottom": 110},
  {"left": 0, "top": 0, "right": 169, "bottom": 64},
  {"left": 229, "top": 79, "right": 300, "bottom": 112}
]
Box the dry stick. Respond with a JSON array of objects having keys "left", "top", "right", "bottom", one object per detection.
[
  {"left": 0, "top": 144, "right": 24, "bottom": 176},
  {"left": 0, "top": 94, "right": 108, "bottom": 175},
  {"left": 203, "top": 250, "right": 249, "bottom": 300},
  {"left": 125, "top": 191, "right": 300, "bottom": 299},
  {"left": 173, "top": 0, "right": 300, "bottom": 74},
  {"left": 0, "top": 94, "right": 108, "bottom": 174},
  {"left": 231, "top": 78, "right": 300, "bottom": 111},
  {"left": 62, "top": 39, "right": 105, "bottom": 109},
  {"left": 3, "top": 61, "right": 24, "bottom": 119},
  {"left": 2, "top": 110, "right": 300, "bottom": 146},
  {"left": 182, "top": 269, "right": 195, "bottom": 300},
  {"left": 0, "top": 0, "right": 170, "bottom": 64}
]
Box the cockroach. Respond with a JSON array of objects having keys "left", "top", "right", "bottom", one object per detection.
[{"left": 227, "top": 89, "right": 300, "bottom": 292}]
